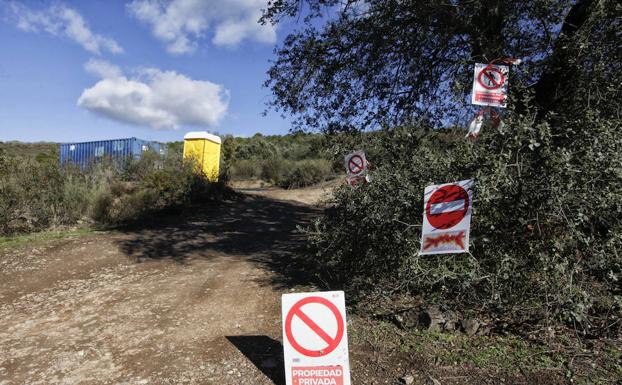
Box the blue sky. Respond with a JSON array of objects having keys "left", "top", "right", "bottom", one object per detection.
[{"left": 0, "top": 0, "right": 294, "bottom": 143}]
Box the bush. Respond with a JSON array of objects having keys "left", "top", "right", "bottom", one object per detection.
[
  {"left": 230, "top": 156, "right": 334, "bottom": 188},
  {"left": 0, "top": 155, "right": 79, "bottom": 234},
  {"left": 59, "top": 175, "right": 94, "bottom": 223},
  {"left": 223, "top": 132, "right": 337, "bottom": 184},
  {"left": 90, "top": 189, "right": 114, "bottom": 225},
  {"left": 230, "top": 159, "right": 262, "bottom": 180},
  {"left": 0, "top": 152, "right": 232, "bottom": 234},
  {"left": 279, "top": 159, "right": 333, "bottom": 188},
  {"left": 88, "top": 156, "right": 231, "bottom": 227},
  {"left": 306, "top": 109, "right": 622, "bottom": 337},
  {"left": 260, "top": 156, "right": 289, "bottom": 184}
]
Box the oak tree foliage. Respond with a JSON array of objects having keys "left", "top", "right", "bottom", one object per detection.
[
  {"left": 262, "top": 0, "right": 619, "bottom": 130},
  {"left": 263, "top": 1, "right": 622, "bottom": 336}
]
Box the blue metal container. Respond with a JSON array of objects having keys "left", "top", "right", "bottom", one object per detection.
[{"left": 59, "top": 137, "right": 168, "bottom": 169}]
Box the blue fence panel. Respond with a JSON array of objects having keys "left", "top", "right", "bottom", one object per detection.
[{"left": 59, "top": 137, "right": 168, "bottom": 169}]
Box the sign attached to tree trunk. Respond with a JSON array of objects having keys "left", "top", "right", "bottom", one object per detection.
[
  {"left": 282, "top": 291, "right": 351, "bottom": 385},
  {"left": 420, "top": 179, "right": 474, "bottom": 255},
  {"left": 471, "top": 63, "right": 509, "bottom": 108}
]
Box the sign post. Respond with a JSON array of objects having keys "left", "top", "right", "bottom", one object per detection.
[
  {"left": 471, "top": 63, "right": 509, "bottom": 108},
  {"left": 420, "top": 179, "right": 474, "bottom": 255},
  {"left": 282, "top": 291, "right": 351, "bottom": 385}
]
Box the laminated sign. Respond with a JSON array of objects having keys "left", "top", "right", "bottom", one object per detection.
[
  {"left": 420, "top": 179, "right": 474, "bottom": 255},
  {"left": 471, "top": 63, "right": 509, "bottom": 108},
  {"left": 344, "top": 151, "right": 369, "bottom": 186},
  {"left": 282, "top": 291, "right": 351, "bottom": 385},
  {"left": 345, "top": 151, "right": 367, "bottom": 180}
]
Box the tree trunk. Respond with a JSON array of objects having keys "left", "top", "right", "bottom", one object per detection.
[
  {"left": 469, "top": 0, "right": 505, "bottom": 62},
  {"left": 533, "top": 0, "right": 595, "bottom": 118}
]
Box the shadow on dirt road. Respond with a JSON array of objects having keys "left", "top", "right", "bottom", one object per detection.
[
  {"left": 116, "top": 194, "right": 321, "bottom": 290},
  {"left": 0, "top": 192, "right": 326, "bottom": 385},
  {"left": 1, "top": 191, "right": 576, "bottom": 385},
  {"left": 226, "top": 335, "right": 285, "bottom": 385}
]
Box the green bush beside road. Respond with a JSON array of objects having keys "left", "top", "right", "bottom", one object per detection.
[
  {"left": 221, "top": 133, "right": 337, "bottom": 188},
  {"left": 0, "top": 150, "right": 231, "bottom": 235},
  {"left": 306, "top": 108, "right": 621, "bottom": 338}
]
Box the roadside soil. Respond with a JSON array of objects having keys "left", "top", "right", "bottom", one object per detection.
[
  {"left": 228, "top": 179, "right": 341, "bottom": 206},
  {"left": 1, "top": 191, "right": 318, "bottom": 385},
  {"left": 0, "top": 185, "right": 616, "bottom": 384}
]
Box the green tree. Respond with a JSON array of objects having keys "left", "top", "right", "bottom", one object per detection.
[
  {"left": 263, "top": 0, "right": 622, "bottom": 335},
  {"left": 221, "top": 135, "right": 238, "bottom": 163},
  {"left": 262, "top": 0, "right": 620, "bottom": 131}
]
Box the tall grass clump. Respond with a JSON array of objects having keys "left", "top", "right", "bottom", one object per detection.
[{"left": 0, "top": 152, "right": 231, "bottom": 234}]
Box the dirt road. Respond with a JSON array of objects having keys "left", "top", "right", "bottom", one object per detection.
[
  {"left": 0, "top": 185, "right": 577, "bottom": 385},
  {"left": 0, "top": 192, "right": 327, "bottom": 385}
]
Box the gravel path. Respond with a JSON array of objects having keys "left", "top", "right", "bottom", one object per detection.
[{"left": 0, "top": 194, "right": 319, "bottom": 385}]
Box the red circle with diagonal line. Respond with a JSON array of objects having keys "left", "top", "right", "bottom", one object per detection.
[
  {"left": 348, "top": 155, "right": 365, "bottom": 174},
  {"left": 477, "top": 66, "right": 505, "bottom": 90},
  {"left": 425, "top": 184, "right": 469, "bottom": 229},
  {"left": 285, "top": 296, "right": 344, "bottom": 357}
]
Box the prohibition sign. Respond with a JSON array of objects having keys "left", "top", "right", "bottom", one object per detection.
[
  {"left": 285, "top": 296, "right": 345, "bottom": 357},
  {"left": 347, "top": 155, "right": 365, "bottom": 174},
  {"left": 425, "top": 184, "right": 469, "bottom": 230},
  {"left": 477, "top": 66, "right": 505, "bottom": 90}
]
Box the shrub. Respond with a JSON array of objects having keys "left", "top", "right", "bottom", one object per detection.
[
  {"left": 306, "top": 109, "right": 622, "bottom": 337},
  {"left": 90, "top": 189, "right": 114, "bottom": 225},
  {"left": 123, "top": 151, "right": 163, "bottom": 181},
  {"left": 141, "top": 167, "right": 192, "bottom": 208},
  {"left": 230, "top": 156, "right": 334, "bottom": 188},
  {"left": 0, "top": 151, "right": 232, "bottom": 234},
  {"left": 261, "top": 156, "right": 289, "bottom": 184},
  {"left": 230, "top": 159, "right": 262, "bottom": 180},
  {"left": 105, "top": 189, "right": 157, "bottom": 226},
  {"left": 0, "top": 155, "right": 74, "bottom": 234},
  {"left": 59, "top": 176, "right": 93, "bottom": 223},
  {"left": 279, "top": 159, "right": 333, "bottom": 188},
  {"left": 88, "top": 157, "right": 228, "bottom": 226}
]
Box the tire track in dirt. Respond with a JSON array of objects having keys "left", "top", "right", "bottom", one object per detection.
[{"left": 0, "top": 194, "right": 320, "bottom": 385}]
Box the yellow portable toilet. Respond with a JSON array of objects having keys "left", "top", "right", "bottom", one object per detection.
[{"left": 182, "top": 131, "right": 222, "bottom": 181}]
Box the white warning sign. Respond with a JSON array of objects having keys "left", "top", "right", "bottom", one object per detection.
[
  {"left": 471, "top": 63, "right": 509, "bottom": 108},
  {"left": 344, "top": 151, "right": 367, "bottom": 178},
  {"left": 420, "top": 179, "right": 474, "bottom": 255},
  {"left": 282, "top": 291, "right": 351, "bottom": 385}
]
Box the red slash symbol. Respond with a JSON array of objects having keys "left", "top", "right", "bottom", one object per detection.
[
  {"left": 477, "top": 66, "right": 505, "bottom": 90},
  {"left": 285, "top": 297, "right": 345, "bottom": 357},
  {"left": 348, "top": 155, "right": 364, "bottom": 174}
]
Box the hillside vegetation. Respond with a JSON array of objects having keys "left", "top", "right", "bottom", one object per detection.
[
  {"left": 0, "top": 141, "right": 57, "bottom": 162},
  {"left": 225, "top": 133, "right": 336, "bottom": 188},
  {"left": 0, "top": 133, "right": 337, "bottom": 236},
  {"left": 262, "top": 0, "right": 622, "bottom": 344},
  {"left": 0, "top": 146, "right": 231, "bottom": 236},
  {"left": 172, "top": 133, "right": 337, "bottom": 188}
]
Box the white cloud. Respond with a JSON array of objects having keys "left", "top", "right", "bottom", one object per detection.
[
  {"left": 84, "top": 58, "right": 122, "bottom": 78},
  {"left": 127, "top": 0, "right": 276, "bottom": 54},
  {"left": 78, "top": 60, "right": 229, "bottom": 130},
  {"left": 4, "top": 2, "right": 123, "bottom": 55}
]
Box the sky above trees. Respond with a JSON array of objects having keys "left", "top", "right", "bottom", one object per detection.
[{"left": 0, "top": 0, "right": 293, "bottom": 142}]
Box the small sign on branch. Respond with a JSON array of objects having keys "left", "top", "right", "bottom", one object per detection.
[
  {"left": 344, "top": 151, "right": 370, "bottom": 186},
  {"left": 471, "top": 63, "right": 509, "bottom": 108}
]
